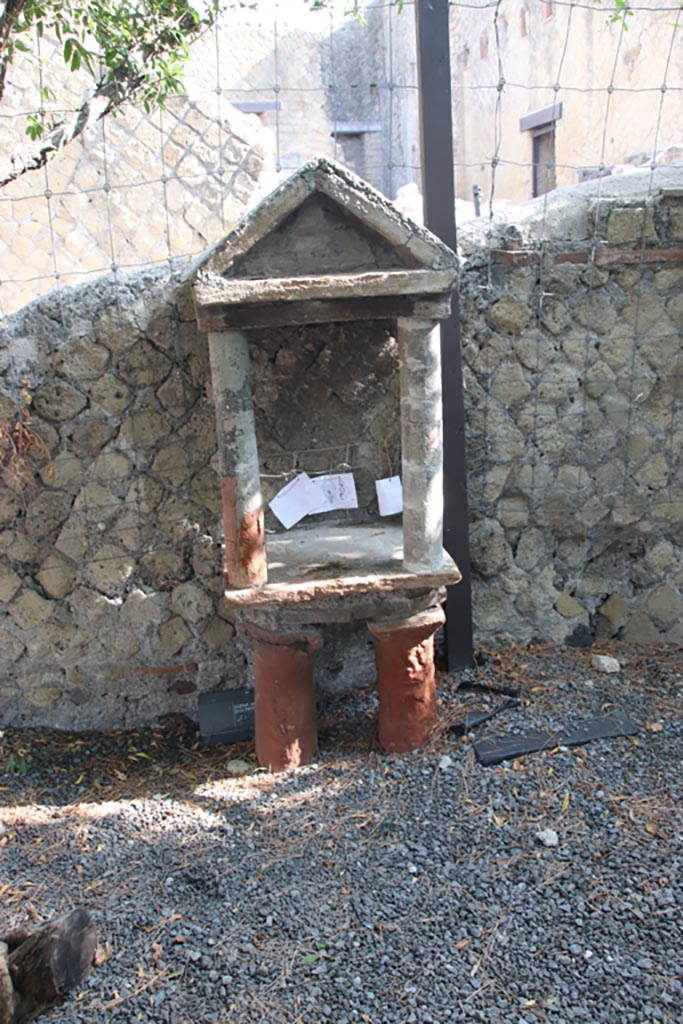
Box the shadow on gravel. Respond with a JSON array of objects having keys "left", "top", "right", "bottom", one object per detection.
[
  {"left": 1, "top": 642, "right": 681, "bottom": 1023},
  {"left": 1, "top": 641, "right": 681, "bottom": 814}
]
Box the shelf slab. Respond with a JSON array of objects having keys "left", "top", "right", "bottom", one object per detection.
[{"left": 222, "top": 523, "right": 461, "bottom": 608}]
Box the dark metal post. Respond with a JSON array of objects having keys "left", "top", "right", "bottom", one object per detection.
[{"left": 415, "top": 0, "right": 474, "bottom": 668}]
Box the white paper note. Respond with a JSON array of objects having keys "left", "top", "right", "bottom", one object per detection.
[
  {"left": 308, "top": 473, "right": 359, "bottom": 515},
  {"left": 375, "top": 476, "right": 403, "bottom": 517},
  {"left": 269, "top": 473, "right": 324, "bottom": 530}
]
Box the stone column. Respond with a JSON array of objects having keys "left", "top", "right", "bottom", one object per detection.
[
  {"left": 396, "top": 317, "right": 444, "bottom": 572},
  {"left": 368, "top": 605, "right": 445, "bottom": 752},
  {"left": 208, "top": 330, "right": 267, "bottom": 588},
  {"left": 246, "top": 621, "right": 323, "bottom": 771}
]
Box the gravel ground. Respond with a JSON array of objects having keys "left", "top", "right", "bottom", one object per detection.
[{"left": 1, "top": 641, "right": 682, "bottom": 1024}]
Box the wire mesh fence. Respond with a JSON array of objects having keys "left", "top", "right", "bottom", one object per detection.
[{"left": 0, "top": 0, "right": 682, "bottom": 722}]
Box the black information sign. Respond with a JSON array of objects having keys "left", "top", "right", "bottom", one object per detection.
[{"left": 198, "top": 688, "right": 255, "bottom": 747}]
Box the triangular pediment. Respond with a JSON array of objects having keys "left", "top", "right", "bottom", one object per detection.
[
  {"left": 191, "top": 157, "right": 457, "bottom": 282},
  {"left": 226, "top": 192, "right": 420, "bottom": 278}
]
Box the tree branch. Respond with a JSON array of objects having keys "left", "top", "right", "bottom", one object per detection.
[
  {"left": 0, "top": 73, "right": 137, "bottom": 188},
  {"left": 0, "top": 0, "right": 30, "bottom": 105}
]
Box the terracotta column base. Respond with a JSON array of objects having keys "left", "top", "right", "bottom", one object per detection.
[
  {"left": 246, "top": 622, "right": 323, "bottom": 771},
  {"left": 368, "top": 605, "right": 445, "bottom": 753}
]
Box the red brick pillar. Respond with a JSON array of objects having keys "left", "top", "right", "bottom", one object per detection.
[
  {"left": 246, "top": 622, "right": 323, "bottom": 771},
  {"left": 368, "top": 606, "right": 445, "bottom": 753}
]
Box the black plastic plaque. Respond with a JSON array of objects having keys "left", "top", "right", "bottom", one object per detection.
[
  {"left": 198, "top": 689, "right": 255, "bottom": 747},
  {"left": 474, "top": 713, "right": 639, "bottom": 767}
]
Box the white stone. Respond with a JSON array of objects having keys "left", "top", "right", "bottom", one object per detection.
[
  {"left": 591, "top": 654, "right": 621, "bottom": 674},
  {"left": 536, "top": 829, "right": 559, "bottom": 848}
]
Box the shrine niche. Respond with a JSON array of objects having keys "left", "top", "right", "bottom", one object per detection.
[{"left": 191, "top": 157, "right": 461, "bottom": 770}]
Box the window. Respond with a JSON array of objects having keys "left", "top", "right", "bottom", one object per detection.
[
  {"left": 520, "top": 5, "right": 530, "bottom": 36},
  {"left": 331, "top": 122, "right": 381, "bottom": 183},
  {"left": 520, "top": 102, "right": 563, "bottom": 198},
  {"left": 532, "top": 129, "right": 556, "bottom": 196}
]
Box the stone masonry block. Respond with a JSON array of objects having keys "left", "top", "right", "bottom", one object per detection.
[
  {"left": 33, "top": 381, "right": 88, "bottom": 421},
  {"left": 9, "top": 588, "right": 54, "bottom": 630},
  {"left": 36, "top": 551, "right": 78, "bottom": 599},
  {"left": 72, "top": 421, "right": 116, "bottom": 456},
  {"left": 119, "top": 410, "right": 168, "bottom": 447},
  {"left": 596, "top": 593, "right": 629, "bottom": 638},
  {"left": 622, "top": 611, "right": 661, "bottom": 643},
  {"left": 665, "top": 202, "right": 683, "bottom": 241},
  {"left": 74, "top": 482, "right": 120, "bottom": 525},
  {"left": 120, "top": 593, "right": 167, "bottom": 622},
  {"left": 574, "top": 294, "right": 617, "bottom": 335},
  {"left": 156, "top": 372, "right": 199, "bottom": 417},
  {"left": 0, "top": 626, "right": 25, "bottom": 662},
  {"left": 152, "top": 445, "right": 191, "bottom": 487},
  {"left": 90, "top": 375, "right": 134, "bottom": 417},
  {"left": 620, "top": 294, "right": 666, "bottom": 333},
  {"left": 170, "top": 581, "right": 212, "bottom": 624},
  {"left": 85, "top": 544, "right": 135, "bottom": 595},
  {"left": 41, "top": 452, "right": 84, "bottom": 492},
  {"left": 94, "top": 450, "right": 134, "bottom": 487},
  {"left": 665, "top": 294, "right": 683, "bottom": 329},
  {"left": 0, "top": 563, "right": 22, "bottom": 603},
  {"left": 488, "top": 296, "right": 531, "bottom": 335},
  {"left": 118, "top": 340, "right": 172, "bottom": 389},
  {"left": 202, "top": 616, "right": 236, "bottom": 650},
  {"left": 158, "top": 616, "right": 192, "bottom": 658},
  {"left": 140, "top": 547, "right": 186, "bottom": 586},
  {"left": 490, "top": 362, "right": 531, "bottom": 406},
  {"left": 470, "top": 519, "right": 512, "bottom": 579},
  {"left": 540, "top": 299, "right": 572, "bottom": 335},
  {"left": 553, "top": 593, "right": 584, "bottom": 618},
  {"left": 25, "top": 490, "right": 73, "bottom": 541},
  {"left": 605, "top": 206, "right": 658, "bottom": 245},
  {"left": 645, "top": 585, "right": 682, "bottom": 628}
]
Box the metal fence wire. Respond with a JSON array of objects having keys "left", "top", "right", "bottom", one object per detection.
[{"left": 0, "top": 0, "right": 682, "bottom": 675}]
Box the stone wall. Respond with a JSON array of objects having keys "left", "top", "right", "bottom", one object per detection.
[
  {"left": 1, "top": 270, "right": 229, "bottom": 726},
  {"left": 460, "top": 169, "right": 683, "bottom": 645},
  {"left": 1, "top": 169, "right": 681, "bottom": 731},
  {"left": 0, "top": 264, "right": 400, "bottom": 728}
]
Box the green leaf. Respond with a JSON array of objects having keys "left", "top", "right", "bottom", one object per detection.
[{"left": 25, "top": 115, "right": 45, "bottom": 141}]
